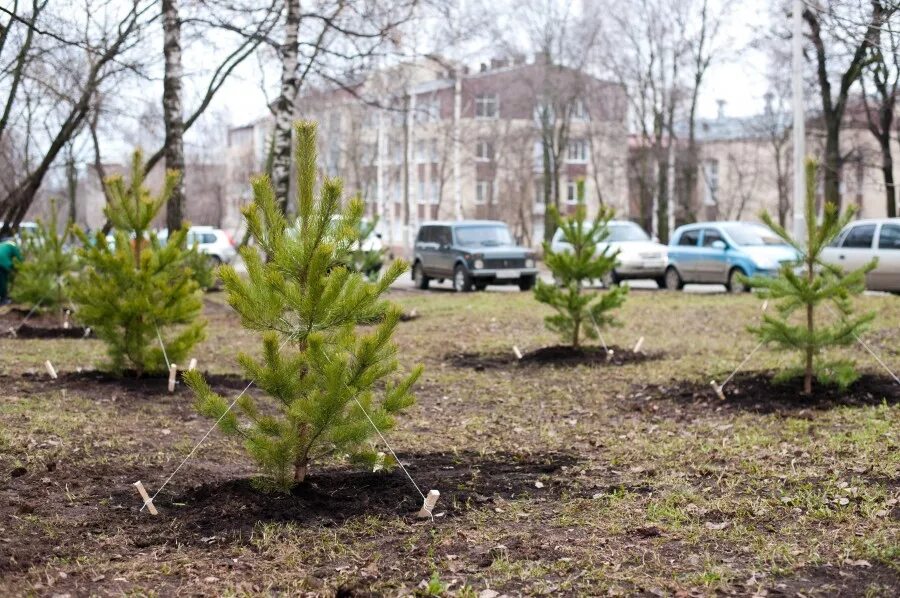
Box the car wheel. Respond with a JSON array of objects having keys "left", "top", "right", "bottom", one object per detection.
[
  {"left": 413, "top": 262, "right": 430, "bottom": 290},
  {"left": 518, "top": 275, "right": 535, "bottom": 291},
  {"left": 654, "top": 276, "right": 667, "bottom": 289},
  {"left": 452, "top": 264, "right": 473, "bottom": 292},
  {"left": 726, "top": 268, "right": 749, "bottom": 293},
  {"left": 664, "top": 267, "right": 684, "bottom": 291},
  {"left": 602, "top": 271, "right": 619, "bottom": 288},
  {"left": 474, "top": 281, "right": 488, "bottom": 291}
]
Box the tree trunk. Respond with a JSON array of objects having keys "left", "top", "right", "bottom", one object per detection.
[
  {"left": 65, "top": 150, "right": 77, "bottom": 225},
  {"left": 162, "top": 0, "right": 186, "bottom": 231},
  {"left": 271, "top": 0, "right": 301, "bottom": 214},
  {"left": 294, "top": 457, "right": 308, "bottom": 483},
  {"left": 656, "top": 151, "right": 669, "bottom": 244},
  {"left": 823, "top": 124, "right": 842, "bottom": 210},
  {"left": 881, "top": 135, "right": 897, "bottom": 218}
]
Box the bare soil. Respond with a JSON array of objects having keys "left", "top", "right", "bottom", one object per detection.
[
  {"left": 626, "top": 371, "right": 900, "bottom": 416},
  {"left": 447, "top": 344, "right": 659, "bottom": 370}
]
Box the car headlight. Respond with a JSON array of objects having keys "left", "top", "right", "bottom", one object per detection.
[
  {"left": 474, "top": 259, "right": 484, "bottom": 269},
  {"left": 525, "top": 258, "right": 534, "bottom": 268}
]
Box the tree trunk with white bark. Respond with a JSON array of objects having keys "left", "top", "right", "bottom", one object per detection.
[
  {"left": 271, "top": 0, "right": 301, "bottom": 214},
  {"left": 163, "top": 0, "right": 185, "bottom": 231}
]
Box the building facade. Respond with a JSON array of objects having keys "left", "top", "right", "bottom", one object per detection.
[{"left": 292, "top": 56, "right": 629, "bottom": 253}]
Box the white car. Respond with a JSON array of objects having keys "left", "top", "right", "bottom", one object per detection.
[
  {"left": 821, "top": 217, "right": 900, "bottom": 293},
  {"left": 550, "top": 220, "right": 668, "bottom": 287},
  {"left": 158, "top": 226, "right": 237, "bottom": 264}
]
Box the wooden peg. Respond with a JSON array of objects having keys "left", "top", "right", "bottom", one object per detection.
[
  {"left": 44, "top": 360, "right": 58, "bottom": 379},
  {"left": 7, "top": 326, "right": 16, "bottom": 338},
  {"left": 633, "top": 336, "right": 645, "bottom": 354},
  {"left": 513, "top": 345, "right": 523, "bottom": 360},
  {"left": 605, "top": 349, "right": 614, "bottom": 362},
  {"left": 711, "top": 380, "right": 726, "bottom": 400},
  {"left": 762, "top": 300, "right": 768, "bottom": 312},
  {"left": 417, "top": 489, "right": 440, "bottom": 519},
  {"left": 188, "top": 358, "right": 197, "bottom": 371},
  {"left": 167, "top": 364, "right": 178, "bottom": 393},
  {"left": 133, "top": 481, "right": 158, "bottom": 515},
  {"left": 83, "top": 327, "right": 91, "bottom": 338},
  {"left": 63, "top": 309, "right": 70, "bottom": 329}
]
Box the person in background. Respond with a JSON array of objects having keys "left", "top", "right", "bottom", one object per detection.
[{"left": 0, "top": 235, "right": 23, "bottom": 305}]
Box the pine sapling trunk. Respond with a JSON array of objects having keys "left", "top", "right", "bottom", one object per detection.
[{"left": 804, "top": 253, "right": 814, "bottom": 395}]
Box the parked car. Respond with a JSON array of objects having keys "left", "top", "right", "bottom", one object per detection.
[
  {"left": 412, "top": 220, "right": 538, "bottom": 292},
  {"left": 158, "top": 226, "right": 237, "bottom": 264},
  {"left": 665, "top": 221, "right": 799, "bottom": 292},
  {"left": 821, "top": 218, "right": 900, "bottom": 293},
  {"left": 549, "top": 220, "right": 668, "bottom": 287}
]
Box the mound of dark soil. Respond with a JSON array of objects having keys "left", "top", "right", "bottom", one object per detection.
[
  {"left": 448, "top": 345, "right": 659, "bottom": 370},
  {"left": 627, "top": 371, "right": 899, "bottom": 415},
  {"left": 0, "top": 307, "right": 87, "bottom": 339},
  {"left": 5, "top": 369, "right": 251, "bottom": 397},
  {"left": 153, "top": 451, "right": 578, "bottom": 539},
  {"left": 7, "top": 323, "right": 89, "bottom": 339}
]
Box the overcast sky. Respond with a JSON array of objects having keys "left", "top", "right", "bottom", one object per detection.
[{"left": 200, "top": 1, "right": 772, "bottom": 132}]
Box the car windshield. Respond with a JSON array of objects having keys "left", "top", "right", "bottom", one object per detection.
[
  {"left": 455, "top": 225, "right": 513, "bottom": 246},
  {"left": 607, "top": 223, "right": 650, "bottom": 242},
  {"left": 722, "top": 224, "right": 786, "bottom": 246}
]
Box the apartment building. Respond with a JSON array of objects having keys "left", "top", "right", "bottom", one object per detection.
[{"left": 296, "top": 55, "right": 629, "bottom": 253}]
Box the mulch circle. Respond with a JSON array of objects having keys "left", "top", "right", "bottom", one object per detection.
[
  {"left": 6, "top": 323, "right": 89, "bottom": 339},
  {"left": 447, "top": 344, "right": 660, "bottom": 370},
  {"left": 627, "top": 371, "right": 899, "bottom": 415},
  {"left": 0, "top": 307, "right": 89, "bottom": 339},
  {"left": 148, "top": 450, "right": 579, "bottom": 540}
]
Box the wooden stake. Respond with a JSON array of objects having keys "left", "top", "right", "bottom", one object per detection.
[
  {"left": 605, "top": 349, "right": 614, "bottom": 362},
  {"left": 711, "top": 380, "right": 726, "bottom": 400},
  {"left": 133, "top": 481, "right": 158, "bottom": 515},
  {"left": 44, "top": 360, "right": 57, "bottom": 379},
  {"left": 633, "top": 336, "right": 645, "bottom": 354},
  {"left": 372, "top": 451, "right": 386, "bottom": 472},
  {"left": 188, "top": 358, "right": 197, "bottom": 371},
  {"left": 168, "top": 364, "right": 178, "bottom": 393},
  {"left": 417, "top": 489, "right": 440, "bottom": 518},
  {"left": 83, "top": 327, "right": 91, "bottom": 338},
  {"left": 63, "top": 309, "right": 70, "bottom": 329},
  {"left": 512, "top": 345, "right": 523, "bottom": 360},
  {"left": 7, "top": 326, "right": 16, "bottom": 338}
]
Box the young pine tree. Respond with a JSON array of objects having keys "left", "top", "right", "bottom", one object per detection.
[
  {"left": 747, "top": 158, "right": 876, "bottom": 395},
  {"left": 10, "top": 199, "right": 78, "bottom": 322},
  {"left": 184, "top": 122, "right": 421, "bottom": 492},
  {"left": 533, "top": 193, "right": 628, "bottom": 349},
  {"left": 71, "top": 150, "right": 206, "bottom": 375}
]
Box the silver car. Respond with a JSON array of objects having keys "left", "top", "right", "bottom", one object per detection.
[
  {"left": 550, "top": 220, "right": 668, "bottom": 287},
  {"left": 821, "top": 218, "right": 900, "bottom": 293}
]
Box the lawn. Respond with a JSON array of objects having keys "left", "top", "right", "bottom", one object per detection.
[{"left": 0, "top": 288, "right": 897, "bottom": 596}]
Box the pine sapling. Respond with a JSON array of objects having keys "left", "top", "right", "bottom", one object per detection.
[
  {"left": 533, "top": 192, "right": 628, "bottom": 349},
  {"left": 11, "top": 199, "right": 78, "bottom": 323},
  {"left": 747, "top": 159, "right": 876, "bottom": 394},
  {"left": 185, "top": 122, "right": 421, "bottom": 492},
  {"left": 71, "top": 150, "right": 206, "bottom": 375}
]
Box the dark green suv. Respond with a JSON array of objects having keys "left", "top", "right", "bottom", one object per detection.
[{"left": 411, "top": 221, "right": 538, "bottom": 292}]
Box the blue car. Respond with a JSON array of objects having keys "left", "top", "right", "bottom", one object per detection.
[{"left": 664, "top": 221, "right": 799, "bottom": 292}]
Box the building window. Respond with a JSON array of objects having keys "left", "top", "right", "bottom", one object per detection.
[
  {"left": 475, "top": 180, "right": 492, "bottom": 204},
  {"left": 534, "top": 178, "right": 545, "bottom": 206},
  {"left": 415, "top": 140, "right": 427, "bottom": 163},
  {"left": 571, "top": 99, "right": 587, "bottom": 120},
  {"left": 475, "top": 140, "right": 493, "bottom": 162},
  {"left": 566, "top": 139, "right": 588, "bottom": 163},
  {"left": 417, "top": 179, "right": 426, "bottom": 204},
  {"left": 417, "top": 97, "right": 441, "bottom": 123},
  {"left": 429, "top": 180, "right": 440, "bottom": 205},
  {"left": 475, "top": 94, "right": 499, "bottom": 119},
  {"left": 566, "top": 180, "right": 583, "bottom": 204},
  {"left": 703, "top": 159, "right": 719, "bottom": 206}
]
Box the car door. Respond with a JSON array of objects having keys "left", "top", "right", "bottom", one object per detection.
[
  {"left": 672, "top": 228, "right": 702, "bottom": 282},
  {"left": 835, "top": 223, "right": 877, "bottom": 275},
  {"left": 415, "top": 226, "right": 437, "bottom": 276},
  {"left": 872, "top": 222, "right": 900, "bottom": 291},
  {"left": 435, "top": 226, "right": 456, "bottom": 276},
  {"left": 696, "top": 228, "right": 729, "bottom": 283}
]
